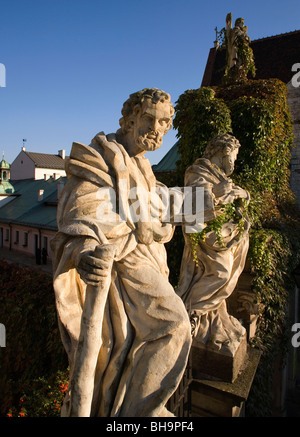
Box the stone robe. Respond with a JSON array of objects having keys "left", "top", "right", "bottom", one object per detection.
[
  {"left": 176, "top": 158, "right": 250, "bottom": 352},
  {"left": 51, "top": 132, "right": 191, "bottom": 417}
]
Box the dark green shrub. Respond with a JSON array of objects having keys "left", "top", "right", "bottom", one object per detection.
[
  {"left": 171, "top": 78, "right": 300, "bottom": 415},
  {"left": 0, "top": 261, "right": 68, "bottom": 416}
]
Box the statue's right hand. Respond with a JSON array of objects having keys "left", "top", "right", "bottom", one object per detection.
[
  {"left": 76, "top": 244, "right": 116, "bottom": 286},
  {"left": 212, "top": 180, "right": 233, "bottom": 198},
  {"left": 231, "top": 186, "right": 249, "bottom": 200}
]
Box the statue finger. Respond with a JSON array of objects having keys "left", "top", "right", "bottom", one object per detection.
[
  {"left": 77, "top": 267, "right": 109, "bottom": 282},
  {"left": 79, "top": 261, "right": 110, "bottom": 276},
  {"left": 81, "top": 254, "right": 111, "bottom": 269}
]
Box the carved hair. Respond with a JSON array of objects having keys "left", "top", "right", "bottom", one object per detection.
[
  {"left": 119, "top": 88, "right": 174, "bottom": 134},
  {"left": 203, "top": 133, "right": 240, "bottom": 159}
]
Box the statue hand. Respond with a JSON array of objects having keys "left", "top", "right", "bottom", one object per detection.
[
  {"left": 212, "top": 180, "right": 233, "bottom": 198},
  {"left": 77, "top": 244, "right": 116, "bottom": 286},
  {"left": 231, "top": 186, "right": 249, "bottom": 199}
]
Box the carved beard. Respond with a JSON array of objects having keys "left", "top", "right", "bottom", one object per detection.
[
  {"left": 222, "top": 152, "right": 237, "bottom": 176},
  {"left": 135, "top": 131, "right": 163, "bottom": 152},
  {"left": 224, "top": 162, "right": 234, "bottom": 176}
]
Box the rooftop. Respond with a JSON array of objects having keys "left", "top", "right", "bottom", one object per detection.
[
  {"left": 154, "top": 29, "right": 300, "bottom": 174},
  {"left": 0, "top": 155, "right": 10, "bottom": 170},
  {"left": 202, "top": 29, "right": 300, "bottom": 87},
  {"left": 0, "top": 177, "right": 66, "bottom": 230},
  {"left": 24, "top": 151, "right": 67, "bottom": 170},
  {"left": 152, "top": 140, "right": 180, "bottom": 173}
]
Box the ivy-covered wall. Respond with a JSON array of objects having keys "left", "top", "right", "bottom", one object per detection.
[
  {"left": 162, "top": 78, "right": 300, "bottom": 416},
  {"left": 287, "top": 81, "right": 300, "bottom": 204}
]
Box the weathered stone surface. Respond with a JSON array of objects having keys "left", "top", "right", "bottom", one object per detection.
[
  {"left": 51, "top": 88, "right": 192, "bottom": 417},
  {"left": 177, "top": 134, "right": 251, "bottom": 359},
  {"left": 191, "top": 332, "right": 248, "bottom": 383},
  {"left": 227, "top": 261, "right": 260, "bottom": 340},
  {"left": 224, "top": 13, "right": 255, "bottom": 82},
  {"left": 191, "top": 346, "right": 261, "bottom": 417}
]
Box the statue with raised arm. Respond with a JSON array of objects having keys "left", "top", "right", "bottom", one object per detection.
[
  {"left": 224, "top": 13, "right": 255, "bottom": 82},
  {"left": 51, "top": 88, "right": 192, "bottom": 417},
  {"left": 177, "top": 134, "right": 251, "bottom": 357}
]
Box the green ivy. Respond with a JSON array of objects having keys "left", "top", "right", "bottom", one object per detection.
[
  {"left": 173, "top": 87, "right": 232, "bottom": 185},
  {"left": 245, "top": 228, "right": 297, "bottom": 416},
  {"left": 223, "top": 36, "right": 256, "bottom": 84},
  {"left": 170, "top": 78, "right": 300, "bottom": 416},
  {"left": 188, "top": 199, "right": 248, "bottom": 264}
]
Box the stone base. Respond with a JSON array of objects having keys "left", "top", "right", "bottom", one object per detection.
[
  {"left": 192, "top": 333, "right": 248, "bottom": 383},
  {"left": 191, "top": 346, "right": 261, "bottom": 417}
]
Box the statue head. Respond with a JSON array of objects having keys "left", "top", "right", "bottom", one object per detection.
[
  {"left": 203, "top": 133, "right": 241, "bottom": 175},
  {"left": 118, "top": 88, "right": 174, "bottom": 154},
  {"left": 235, "top": 17, "right": 245, "bottom": 29}
]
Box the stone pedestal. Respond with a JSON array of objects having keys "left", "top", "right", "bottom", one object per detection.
[
  {"left": 192, "top": 333, "right": 248, "bottom": 383},
  {"left": 191, "top": 346, "right": 261, "bottom": 417}
]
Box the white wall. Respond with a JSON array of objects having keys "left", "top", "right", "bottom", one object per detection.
[
  {"left": 10, "top": 150, "right": 67, "bottom": 180},
  {"left": 35, "top": 168, "right": 66, "bottom": 180}
]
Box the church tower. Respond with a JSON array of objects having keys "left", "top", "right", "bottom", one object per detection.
[{"left": 0, "top": 153, "right": 15, "bottom": 194}]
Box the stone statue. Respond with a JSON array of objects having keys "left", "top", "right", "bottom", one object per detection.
[
  {"left": 51, "top": 88, "right": 192, "bottom": 417},
  {"left": 177, "top": 133, "right": 251, "bottom": 358},
  {"left": 224, "top": 13, "right": 255, "bottom": 82}
]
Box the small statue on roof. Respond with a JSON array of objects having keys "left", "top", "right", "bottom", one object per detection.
[{"left": 223, "top": 13, "right": 256, "bottom": 83}]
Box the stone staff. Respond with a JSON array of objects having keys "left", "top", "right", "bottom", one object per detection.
[{"left": 69, "top": 243, "right": 116, "bottom": 417}]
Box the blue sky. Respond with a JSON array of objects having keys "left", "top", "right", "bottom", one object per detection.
[{"left": 0, "top": 0, "right": 299, "bottom": 166}]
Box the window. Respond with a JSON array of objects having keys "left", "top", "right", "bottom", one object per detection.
[
  {"left": 14, "top": 230, "right": 19, "bottom": 244},
  {"left": 43, "top": 236, "right": 48, "bottom": 250},
  {"left": 34, "top": 234, "right": 39, "bottom": 251},
  {"left": 4, "top": 229, "right": 9, "bottom": 241},
  {"left": 23, "top": 232, "right": 28, "bottom": 247}
]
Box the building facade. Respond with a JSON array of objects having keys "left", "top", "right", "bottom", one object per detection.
[
  {"left": 10, "top": 148, "right": 67, "bottom": 181},
  {"left": 0, "top": 176, "right": 65, "bottom": 262}
]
